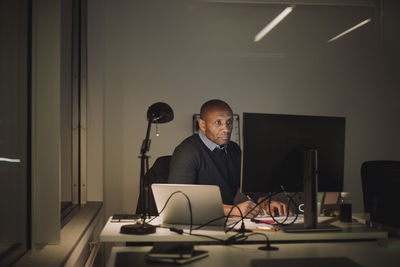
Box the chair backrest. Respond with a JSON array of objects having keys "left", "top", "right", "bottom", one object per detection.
[
  {"left": 136, "top": 155, "right": 172, "bottom": 216},
  {"left": 361, "top": 160, "right": 400, "bottom": 229}
]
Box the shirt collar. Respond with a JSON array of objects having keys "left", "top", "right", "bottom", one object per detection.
[{"left": 198, "top": 130, "right": 227, "bottom": 152}]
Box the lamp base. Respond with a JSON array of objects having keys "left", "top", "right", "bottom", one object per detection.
[
  {"left": 258, "top": 245, "right": 279, "bottom": 251},
  {"left": 120, "top": 222, "right": 156, "bottom": 235}
]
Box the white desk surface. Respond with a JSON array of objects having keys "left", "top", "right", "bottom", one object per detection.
[
  {"left": 100, "top": 216, "right": 388, "bottom": 243},
  {"left": 106, "top": 241, "right": 400, "bottom": 267}
]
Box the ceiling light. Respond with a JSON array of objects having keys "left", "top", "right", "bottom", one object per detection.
[
  {"left": 0, "top": 157, "right": 21, "bottom": 163},
  {"left": 328, "top": 18, "right": 371, "bottom": 43},
  {"left": 254, "top": 6, "right": 294, "bottom": 42}
]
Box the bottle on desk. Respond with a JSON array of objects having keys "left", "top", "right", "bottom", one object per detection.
[{"left": 340, "top": 192, "right": 352, "bottom": 222}]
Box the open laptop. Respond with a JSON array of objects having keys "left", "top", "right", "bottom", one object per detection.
[{"left": 151, "top": 183, "right": 225, "bottom": 227}]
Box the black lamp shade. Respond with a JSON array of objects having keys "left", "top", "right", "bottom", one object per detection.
[{"left": 147, "top": 102, "right": 174, "bottom": 123}]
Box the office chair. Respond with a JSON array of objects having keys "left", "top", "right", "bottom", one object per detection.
[
  {"left": 361, "top": 160, "right": 400, "bottom": 229},
  {"left": 136, "top": 155, "right": 172, "bottom": 216}
]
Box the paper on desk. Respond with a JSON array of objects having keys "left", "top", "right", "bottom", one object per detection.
[
  {"left": 241, "top": 219, "right": 275, "bottom": 231},
  {"left": 254, "top": 215, "right": 333, "bottom": 224},
  {"left": 253, "top": 215, "right": 303, "bottom": 224}
]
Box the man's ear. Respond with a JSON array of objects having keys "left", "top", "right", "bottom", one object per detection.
[{"left": 198, "top": 118, "right": 206, "bottom": 134}]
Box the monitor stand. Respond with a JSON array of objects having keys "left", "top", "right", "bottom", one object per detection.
[
  {"left": 283, "top": 150, "right": 341, "bottom": 233},
  {"left": 283, "top": 223, "right": 341, "bottom": 233}
]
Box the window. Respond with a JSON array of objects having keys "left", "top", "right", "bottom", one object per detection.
[
  {"left": 60, "top": 0, "right": 88, "bottom": 226},
  {"left": 0, "top": 0, "right": 30, "bottom": 264}
]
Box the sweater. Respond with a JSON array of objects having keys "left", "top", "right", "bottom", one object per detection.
[{"left": 168, "top": 134, "right": 241, "bottom": 205}]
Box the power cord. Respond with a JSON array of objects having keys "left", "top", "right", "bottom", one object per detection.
[
  {"left": 146, "top": 190, "right": 193, "bottom": 233},
  {"left": 265, "top": 190, "right": 300, "bottom": 226},
  {"left": 243, "top": 232, "right": 279, "bottom": 251},
  {"left": 145, "top": 190, "right": 279, "bottom": 251},
  {"left": 169, "top": 227, "right": 184, "bottom": 234},
  {"left": 224, "top": 204, "right": 246, "bottom": 233}
]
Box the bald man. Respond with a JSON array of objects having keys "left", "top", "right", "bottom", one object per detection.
[{"left": 169, "top": 99, "right": 287, "bottom": 218}]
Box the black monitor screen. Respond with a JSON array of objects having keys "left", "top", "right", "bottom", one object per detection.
[{"left": 241, "top": 113, "right": 345, "bottom": 193}]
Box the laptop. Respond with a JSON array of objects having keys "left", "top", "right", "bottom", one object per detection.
[{"left": 151, "top": 183, "right": 225, "bottom": 227}]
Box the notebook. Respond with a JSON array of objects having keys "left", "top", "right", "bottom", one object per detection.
[{"left": 151, "top": 183, "right": 225, "bottom": 227}]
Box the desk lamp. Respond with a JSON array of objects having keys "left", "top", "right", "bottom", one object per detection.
[{"left": 121, "top": 102, "right": 173, "bottom": 235}]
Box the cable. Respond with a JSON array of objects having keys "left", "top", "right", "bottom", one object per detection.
[
  {"left": 146, "top": 190, "right": 279, "bottom": 250},
  {"left": 224, "top": 193, "right": 278, "bottom": 233},
  {"left": 223, "top": 204, "right": 246, "bottom": 233},
  {"left": 243, "top": 232, "right": 279, "bottom": 251},
  {"left": 224, "top": 192, "right": 283, "bottom": 233},
  {"left": 264, "top": 190, "right": 300, "bottom": 226},
  {"left": 145, "top": 190, "right": 245, "bottom": 237},
  {"left": 146, "top": 190, "right": 194, "bottom": 233},
  {"left": 223, "top": 193, "right": 288, "bottom": 233},
  {"left": 143, "top": 187, "right": 291, "bottom": 248},
  {"left": 146, "top": 190, "right": 241, "bottom": 234},
  {"left": 188, "top": 229, "right": 278, "bottom": 250},
  {"left": 192, "top": 215, "right": 226, "bottom": 230}
]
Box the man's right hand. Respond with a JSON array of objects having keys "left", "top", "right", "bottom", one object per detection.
[{"left": 223, "top": 200, "right": 261, "bottom": 218}]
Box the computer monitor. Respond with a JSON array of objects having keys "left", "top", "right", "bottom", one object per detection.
[{"left": 241, "top": 112, "right": 345, "bottom": 194}]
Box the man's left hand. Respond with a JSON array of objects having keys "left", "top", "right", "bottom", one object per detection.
[{"left": 257, "top": 197, "right": 289, "bottom": 216}]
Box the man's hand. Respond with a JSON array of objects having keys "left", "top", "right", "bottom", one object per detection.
[
  {"left": 223, "top": 200, "right": 261, "bottom": 218},
  {"left": 257, "top": 197, "right": 289, "bottom": 216}
]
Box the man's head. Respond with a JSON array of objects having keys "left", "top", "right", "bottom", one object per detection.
[{"left": 198, "top": 99, "right": 233, "bottom": 146}]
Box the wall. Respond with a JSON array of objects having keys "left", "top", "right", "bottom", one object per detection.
[
  {"left": 87, "top": 0, "right": 400, "bottom": 218},
  {"left": 32, "top": 0, "right": 61, "bottom": 243},
  {"left": 87, "top": 0, "right": 106, "bottom": 202}
]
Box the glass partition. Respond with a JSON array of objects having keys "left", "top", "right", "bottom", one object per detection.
[{"left": 0, "top": 0, "right": 30, "bottom": 264}]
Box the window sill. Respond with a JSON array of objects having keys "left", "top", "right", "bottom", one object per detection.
[{"left": 15, "top": 202, "right": 103, "bottom": 267}]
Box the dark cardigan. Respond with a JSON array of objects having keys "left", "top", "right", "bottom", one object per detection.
[{"left": 168, "top": 134, "right": 241, "bottom": 205}]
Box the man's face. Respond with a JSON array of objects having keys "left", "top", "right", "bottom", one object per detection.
[{"left": 198, "top": 108, "right": 233, "bottom": 146}]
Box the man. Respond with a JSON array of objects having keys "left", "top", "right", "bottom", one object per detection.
[{"left": 169, "top": 99, "right": 287, "bottom": 218}]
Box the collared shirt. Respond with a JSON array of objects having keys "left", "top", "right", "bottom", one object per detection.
[{"left": 198, "top": 130, "right": 227, "bottom": 153}]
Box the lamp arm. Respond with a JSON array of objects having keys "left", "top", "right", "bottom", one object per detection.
[
  {"left": 139, "top": 116, "right": 153, "bottom": 220},
  {"left": 140, "top": 118, "right": 153, "bottom": 155}
]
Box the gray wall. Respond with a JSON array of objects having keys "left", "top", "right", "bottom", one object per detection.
[
  {"left": 87, "top": 0, "right": 400, "bottom": 218},
  {"left": 32, "top": 0, "right": 61, "bottom": 244}
]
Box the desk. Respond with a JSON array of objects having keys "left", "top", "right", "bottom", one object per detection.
[
  {"left": 99, "top": 216, "right": 388, "bottom": 243},
  {"left": 106, "top": 242, "right": 400, "bottom": 267}
]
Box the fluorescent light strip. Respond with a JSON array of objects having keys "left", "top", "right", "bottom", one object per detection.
[
  {"left": 328, "top": 18, "right": 371, "bottom": 43},
  {"left": 0, "top": 157, "right": 21, "bottom": 163},
  {"left": 254, "top": 6, "right": 294, "bottom": 42}
]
